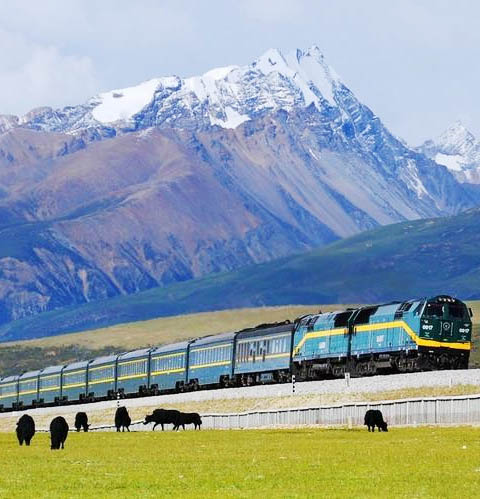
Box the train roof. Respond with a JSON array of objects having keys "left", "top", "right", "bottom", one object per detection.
[
  {"left": 151, "top": 341, "right": 190, "bottom": 354},
  {"left": 0, "top": 375, "right": 19, "bottom": 383},
  {"left": 428, "top": 295, "right": 464, "bottom": 304},
  {"left": 88, "top": 354, "right": 119, "bottom": 366},
  {"left": 118, "top": 348, "right": 152, "bottom": 361},
  {"left": 19, "top": 369, "right": 41, "bottom": 379},
  {"left": 190, "top": 331, "right": 237, "bottom": 347},
  {"left": 40, "top": 365, "right": 64, "bottom": 375},
  {"left": 236, "top": 321, "right": 293, "bottom": 340},
  {"left": 63, "top": 360, "right": 90, "bottom": 371}
]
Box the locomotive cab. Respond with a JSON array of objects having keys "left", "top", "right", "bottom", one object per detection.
[{"left": 420, "top": 296, "right": 472, "bottom": 344}]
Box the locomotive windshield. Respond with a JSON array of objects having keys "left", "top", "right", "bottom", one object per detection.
[
  {"left": 424, "top": 303, "right": 443, "bottom": 318},
  {"left": 448, "top": 304, "right": 468, "bottom": 318},
  {"left": 424, "top": 301, "right": 469, "bottom": 319}
]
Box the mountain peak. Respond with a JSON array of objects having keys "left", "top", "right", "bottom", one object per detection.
[
  {"left": 10, "top": 45, "right": 344, "bottom": 131},
  {"left": 436, "top": 120, "right": 476, "bottom": 156},
  {"left": 418, "top": 121, "right": 480, "bottom": 183}
]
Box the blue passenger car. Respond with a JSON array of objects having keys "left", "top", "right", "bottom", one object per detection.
[
  {"left": 62, "top": 360, "right": 89, "bottom": 402},
  {"left": 150, "top": 341, "right": 189, "bottom": 392},
  {"left": 188, "top": 333, "right": 236, "bottom": 388},
  {"left": 18, "top": 370, "right": 40, "bottom": 408},
  {"left": 234, "top": 322, "right": 294, "bottom": 384},
  {"left": 0, "top": 375, "right": 19, "bottom": 410},
  {"left": 116, "top": 349, "right": 151, "bottom": 396},
  {"left": 87, "top": 355, "right": 118, "bottom": 399},
  {"left": 38, "top": 365, "right": 63, "bottom": 405}
]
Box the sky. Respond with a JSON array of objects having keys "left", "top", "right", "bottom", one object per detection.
[{"left": 0, "top": 0, "right": 479, "bottom": 145}]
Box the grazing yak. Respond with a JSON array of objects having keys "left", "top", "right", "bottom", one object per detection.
[
  {"left": 74, "top": 412, "right": 89, "bottom": 432},
  {"left": 144, "top": 409, "right": 181, "bottom": 431},
  {"left": 174, "top": 412, "right": 202, "bottom": 431},
  {"left": 364, "top": 409, "right": 388, "bottom": 432},
  {"left": 50, "top": 416, "right": 69, "bottom": 450},
  {"left": 115, "top": 406, "right": 131, "bottom": 432},
  {"left": 16, "top": 414, "right": 35, "bottom": 446}
]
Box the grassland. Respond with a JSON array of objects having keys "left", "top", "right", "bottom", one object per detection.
[
  {"left": 0, "top": 428, "right": 479, "bottom": 498},
  {"left": 1, "top": 384, "right": 480, "bottom": 433}
]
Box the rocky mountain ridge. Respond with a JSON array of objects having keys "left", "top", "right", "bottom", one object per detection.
[{"left": 0, "top": 46, "right": 478, "bottom": 333}]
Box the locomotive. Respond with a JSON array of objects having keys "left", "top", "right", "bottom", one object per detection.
[{"left": 0, "top": 295, "right": 472, "bottom": 411}]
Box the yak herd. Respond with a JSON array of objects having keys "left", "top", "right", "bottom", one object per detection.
[
  {"left": 14, "top": 407, "right": 387, "bottom": 450},
  {"left": 14, "top": 406, "right": 203, "bottom": 450}
]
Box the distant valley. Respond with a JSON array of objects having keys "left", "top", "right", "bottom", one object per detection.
[{"left": 2, "top": 207, "right": 480, "bottom": 341}]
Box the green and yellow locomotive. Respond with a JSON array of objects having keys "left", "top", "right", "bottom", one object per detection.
[{"left": 293, "top": 295, "right": 472, "bottom": 379}]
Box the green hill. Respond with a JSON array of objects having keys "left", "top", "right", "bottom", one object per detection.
[{"left": 2, "top": 207, "right": 480, "bottom": 341}]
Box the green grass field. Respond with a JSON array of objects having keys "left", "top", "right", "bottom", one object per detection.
[{"left": 1, "top": 428, "right": 479, "bottom": 498}]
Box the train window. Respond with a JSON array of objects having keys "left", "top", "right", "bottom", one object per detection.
[
  {"left": 41, "top": 375, "right": 60, "bottom": 389},
  {"left": 413, "top": 303, "right": 424, "bottom": 315},
  {"left": 354, "top": 307, "right": 378, "bottom": 325},
  {"left": 334, "top": 312, "right": 351, "bottom": 328},
  {"left": 449, "top": 304, "right": 467, "bottom": 319},
  {"left": 237, "top": 344, "right": 242, "bottom": 363},
  {"left": 425, "top": 303, "right": 443, "bottom": 318},
  {"left": 306, "top": 316, "right": 318, "bottom": 331}
]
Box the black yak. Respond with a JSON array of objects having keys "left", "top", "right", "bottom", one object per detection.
[
  {"left": 16, "top": 414, "right": 35, "bottom": 446},
  {"left": 174, "top": 412, "right": 202, "bottom": 431},
  {"left": 143, "top": 409, "right": 181, "bottom": 431},
  {"left": 50, "top": 416, "right": 69, "bottom": 450},
  {"left": 364, "top": 409, "right": 388, "bottom": 432},
  {"left": 74, "top": 412, "right": 89, "bottom": 432},
  {"left": 115, "top": 406, "right": 131, "bottom": 432}
]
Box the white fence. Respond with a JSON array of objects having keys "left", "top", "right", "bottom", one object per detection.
[
  {"left": 198, "top": 395, "right": 480, "bottom": 429},
  {"left": 76, "top": 394, "right": 480, "bottom": 432}
]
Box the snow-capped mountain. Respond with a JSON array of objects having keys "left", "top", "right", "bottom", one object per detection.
[
  {"left": 0, "top": 46, "right": 478, "bottom": 333},
  {"left": 419, "top": 122, "right": 480, "bottom": 184},
  {"left": 3, "top": 46, "right": 342, "bottom": 134}
]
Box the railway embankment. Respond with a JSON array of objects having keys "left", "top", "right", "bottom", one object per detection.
[{"left": 1, "top": 369, "right": 479, "bottom": 431}]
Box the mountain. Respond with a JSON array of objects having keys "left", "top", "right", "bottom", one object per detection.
[
  {"left": 2, "top": 207, "right": 480, "bottom": 341},
  {"left": 0, "top": 46, "right": 478, "bottom": 328},
  {"left": 419, "top": 121, "right": 480, "bottom": 184}
]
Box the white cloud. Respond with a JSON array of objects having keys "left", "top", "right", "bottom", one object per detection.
[{"left": 0, "top": 28, "right": 98, "bottom": 116}]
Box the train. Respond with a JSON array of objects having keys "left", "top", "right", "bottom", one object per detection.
[{"left": 0, "top": 295, "right": 473, "bottom": 412}]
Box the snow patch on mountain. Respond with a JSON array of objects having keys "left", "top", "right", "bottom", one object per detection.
[
  {"left": 210, "top": 107, "right": 250, "bottom": 129},
  {"left": 435, "top": 153, "right": 463, "bottom": 172},
  {"left": 401, "top": 159, "right": 429, "bottom": 198},
  {"left": 91, "top": 78, "right": 163, "bottom": 123}
]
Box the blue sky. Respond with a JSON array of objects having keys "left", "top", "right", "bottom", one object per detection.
[{"left": 0, "top": 0, "right": 478, "bottom": 145}]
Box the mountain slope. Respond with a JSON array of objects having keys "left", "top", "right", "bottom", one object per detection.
[
  {"left": 0, "top": 46, "right": 478, "bottom": 327},
  {"left": 2, "top": 207, "right": 480, "bottom": 341}
]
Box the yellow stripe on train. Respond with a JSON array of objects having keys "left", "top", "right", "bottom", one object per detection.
[{"left": 293, "top": 320, "right": 471, "bottom": 355}]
